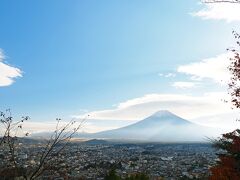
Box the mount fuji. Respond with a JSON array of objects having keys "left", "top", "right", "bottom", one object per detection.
[{"left": 84, "top": 110, "right": 219, "bottom": 142}]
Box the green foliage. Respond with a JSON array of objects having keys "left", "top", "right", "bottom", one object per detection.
[
  {"left": 104, "top": 169, "right": 121, "bottom": 180},
  {"left": 125, "top": 173, "right": 149, "bottom": 180},
  {"left": 104, "top": 169, "right": 149, "bottom": 180}
]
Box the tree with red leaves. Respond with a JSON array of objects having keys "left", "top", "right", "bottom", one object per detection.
[
  {"left": 209, "top": 130, "right": 240, "bottom": 179},
  {"left": 209, "top": 31, "right": 240, "bottom": 179}
]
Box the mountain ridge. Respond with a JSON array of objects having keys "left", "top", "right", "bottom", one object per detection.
[
  {"left": 87, "top": 110, "right": 219, "bottom": 142},
  {"left": 31, "top": 110, "right": 220, "bottom": 142}
]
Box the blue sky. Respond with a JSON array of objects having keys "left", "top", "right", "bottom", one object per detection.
[{"left": 1, "top": 0, "right": 240, "bottom": 132}]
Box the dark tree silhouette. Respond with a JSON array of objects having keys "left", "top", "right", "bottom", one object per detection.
[
  {"left": 209, "top": 31, "right": 240, "bottom": 179},
  {"left": 0, "top": 109, "right": 86, "bottom": 180},
  {"left": 228, "top": 31, "right": 240, "bottom": 109},
  {"left": 104, "top": 169, "right": 121, "bottom": 180},
  {"left": 104, "top": 169, "right": 150, "bottom": 180},
  {"left": 125, "top": 173, "right": 150, "bottom": 180},
  {"left": 202, "top": 1, "right": 240, "bottom": 178},
  {"left": 0, "top": 109, "right": 29, "bottom": 168},
  {"left": 209, "top": 130, "right": 240, "bottom": 180}
]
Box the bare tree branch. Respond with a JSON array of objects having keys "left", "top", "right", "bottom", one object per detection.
[
  {"left": 28, "top": 117, "right": 87, "bottom": 180},
  {"left": 1, "top": 109, "right": 87, "bottom": 179}
]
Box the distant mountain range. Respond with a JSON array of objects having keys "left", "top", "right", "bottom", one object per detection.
[
  {"left": 77, "top": 110, "right": 219, "bottom": 142},
  {"left": 32, "top": 110, "right": 220, "bottom": 142}
]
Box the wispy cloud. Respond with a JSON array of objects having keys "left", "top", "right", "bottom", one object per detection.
[
  {"left": 23, "top": 92, "right": 236, "bottom": 133},
  {"left": 172, "top": 81, "right": 197, "bottom": 89},
  {"left": 177, "top": 53, "right": 232, "bottom": 84},
  {"left": 158, "top": 73, "right": 176, "bottom": 78},
  {"left": 192, "top": 111, "right": 239, "bottom": 131},
  {"left": 0, "top": 49, "right": 22, "bottom": 86},
  {"left": 73, "top": 92, "right": 232, "bottom": 122},
  {"left": 192, "top": 3, "right": 240, "bottom": 22},
  {"left": 14, "top": 119, "right": 136, "bottom": 134}
]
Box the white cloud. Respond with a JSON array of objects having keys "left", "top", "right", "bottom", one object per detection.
[
  {"left": 3, "top": 119, "right": 136, "bottom": 134},
  {"left": 192, "top": 112, "right": 239, "bottom": 132},
  {"left": 158, "top": 73, "right": 176, "bottom": 78},
  {"left": 177, "top": 53, "right": 232, "bottom": 84},
  {"left": 3, "top": 120, "right": 83, "bottom": 136},
  {"left": 0, "top": 49, "right": 22, "bottom": 86},
  {"left": 74, "top": 92, "right": 233, "bottom": 124},
  {"left": 10, "top": 92, "right": 235, "bottom": 134},
  {"left": 172, "top": 81, "right": 197, "bottom": 89},
  {"left": 165, "top": 73, "right": 176, "bottom": 78},
  {"left": 80, "top": 119, "right": 136, "bottom": 133},
  {"left": 192, "top": 3, "right": 240, "bottom": 22}
]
